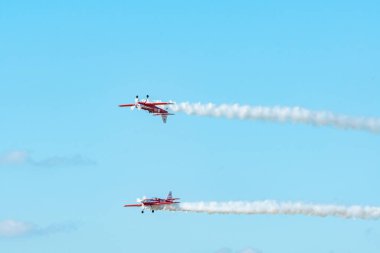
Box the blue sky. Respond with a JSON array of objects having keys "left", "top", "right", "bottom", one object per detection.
[{"left": 0, "top": 1, "right": 379, "bottom": 252}]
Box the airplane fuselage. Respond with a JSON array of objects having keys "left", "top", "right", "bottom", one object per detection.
[
  {"left": 124, "top": 192, "right": 180, "bottom": 213},
  {"left": 119, "top": 96, "right": 174, "bottom": 123},
  {"left": 139, "top": 103, "right": 167, "bottom": 114}
]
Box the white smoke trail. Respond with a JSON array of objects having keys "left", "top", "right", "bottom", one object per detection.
[
  {"left": 169, "top": 102, "right": 380, "bottom": 133},
  {"left": 164, "top": 201, "right": 380, "bottom": 220}
]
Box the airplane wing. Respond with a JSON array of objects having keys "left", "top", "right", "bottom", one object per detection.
[
  {"left": 124, "top": 204, "right": 143, "bottom": 207},
  {"left": 119, "top": 104, "right": 136, "bottom": 107},
  {"left": 150, "top": 202, "right": 179, "bottom": 205},
  {"left": 140, "top": 102, "right": 174, "bottom": 106}
]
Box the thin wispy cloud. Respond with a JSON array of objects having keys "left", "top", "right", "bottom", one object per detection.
[
  {"left": 215, "top": 247, "right": 262, "bottom": 253},
  {"left": 0, "top": 150, "right": 96, "bottom": 168},
  {"left": 239, "top": 248, "right": 262, "bottom": 253},
  {"left": 31, "top": 154, "right": 96, "bottom": 167},
  {"left": 215, "top": 248, "right": 233, "bottom": 253},
  {"left": 0, "top": 219, "right": 77, "bottom": 238},
  {"left": 0, "top": 151, "right": 29, "bottom": 166},
  {"left": 0, "top": 220, "right": 33, "bottom": 237}
]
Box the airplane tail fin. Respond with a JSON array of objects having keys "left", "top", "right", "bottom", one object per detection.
[{"left": 162, "top": 114, "right": 167, "bottom": 124}]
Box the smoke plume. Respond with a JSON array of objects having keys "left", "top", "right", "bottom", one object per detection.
[
  {"left": 164, "top": 201, "right": 380, "bottom": 220},
  {"left": 169, "top": 103, "right": 380, "bottom": 133}
]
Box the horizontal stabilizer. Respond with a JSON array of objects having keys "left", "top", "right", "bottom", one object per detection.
[{"left": 153, "top": 113, "right": 175, "bottom": 116}]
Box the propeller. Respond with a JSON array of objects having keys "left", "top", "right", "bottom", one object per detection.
[{"left": 132, "top": 95, "right": 140, "bottom": 110}]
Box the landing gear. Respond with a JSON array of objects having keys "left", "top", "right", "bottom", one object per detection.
[
  {"left": 141, "top": 210, "right": 144, "bottom": 214},
  {"left": 152, "top": 210, "right": 154, "bottom": 213}
]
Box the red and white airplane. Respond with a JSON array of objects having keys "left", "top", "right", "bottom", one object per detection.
[
  {"left": 119, "top": 95, "right": 174, "bottom": 123},
  {"left": 124, "top": 191, "right": 180, "bottom": 213}
]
